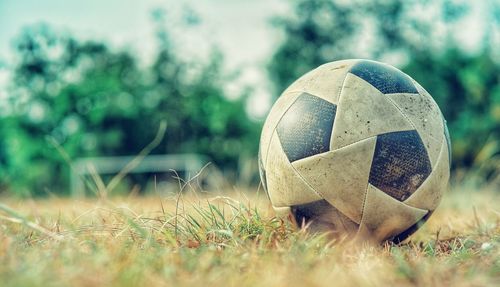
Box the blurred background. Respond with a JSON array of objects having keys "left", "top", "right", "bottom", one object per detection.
[{"left": 0, "top": 0, "right": 499, "bottom": 197}]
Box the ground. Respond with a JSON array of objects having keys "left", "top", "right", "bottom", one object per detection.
[{"left": 0, "top": 186, "right": 499, "bottom": 287}]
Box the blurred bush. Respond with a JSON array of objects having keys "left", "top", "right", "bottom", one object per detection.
[
  {"left": 0, "top": 19, "right": 260, "bottom": 196},
  {"left": 268, "top": 0, "right": 500, "bottom": 184}
]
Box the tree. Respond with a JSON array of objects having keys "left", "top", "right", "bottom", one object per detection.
[{"left": 0, "top": 19, "right": 259, "bottom": 195}]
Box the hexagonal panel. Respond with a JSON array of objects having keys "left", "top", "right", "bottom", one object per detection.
[
  {"left": 292, "top": 136, "right": 377, "bottom": 223},
  {"left": 357, "top": 184, "right": 428, "bottom": 242},
  {"left": 265, "top": 132, "right": 322, "bottom": 207}
]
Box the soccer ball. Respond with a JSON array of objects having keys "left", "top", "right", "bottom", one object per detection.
[{"left": 259, "top": 59, "right": 451, "bottom": 243}]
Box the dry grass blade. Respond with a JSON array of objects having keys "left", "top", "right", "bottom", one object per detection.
[
  {"left": 0, "top": 203, "right": 64, "bottom": 241},
  {"left": 106, "top": 120, "right": 167, "bottom": 194}
]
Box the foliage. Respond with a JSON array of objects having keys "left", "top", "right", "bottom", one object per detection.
[
  {"left": 268, "top": 0, "right": 500, "bottom": 178},
  {"left": 0, "top": 21, "right": 260, "bottom": 196},
  {"left": 0, "top": 188, "right": 499, "bottom": 286}
]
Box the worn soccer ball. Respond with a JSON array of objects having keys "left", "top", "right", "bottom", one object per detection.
[{"left": 259, "top": 59, "right": 451, "bottom": 243}]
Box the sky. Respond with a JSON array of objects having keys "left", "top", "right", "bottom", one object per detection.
[
  {"left": 0, "top": 0, "right": 288, "bottom": 64},
  {"left": 0, "top": 0, "right": 289, "bottom": 117}
]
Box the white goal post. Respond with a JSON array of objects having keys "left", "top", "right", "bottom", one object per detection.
[{"left": 70, "top": 154, "right": 209, "bottom": 197}]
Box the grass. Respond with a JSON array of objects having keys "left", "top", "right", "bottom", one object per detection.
[{"left": 0, "top": 186, "right": 499, "bottom": 287}]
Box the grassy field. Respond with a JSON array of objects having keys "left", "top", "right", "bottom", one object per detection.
[{"left": 0, "top": 186, "right": 499, "bottom": 287}]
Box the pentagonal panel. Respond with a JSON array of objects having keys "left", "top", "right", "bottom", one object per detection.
[
  {"left": 265, "top": 131, "right": 322, "bottom": 207},
  {"left": 387, "top": 83, "right": 444, "bottom": 167},
  {"left": 292, "top": 136, "right": 377, "bottom": 223},
  {"left": 330, "top": 73, "right": 414, "bottom": 150},
  {"left": 404, "top": 139, "right": 450, "bottom": 211},
  {"left": 369, "top": 130, "right": 432, "bottom": 202},
  {"left": 357, "top": 184, "right": 428, "bottom": 242},
  {"left": 349, "top": 60, "right": 418, "bottom": 94},
  {"left": 291, "top": 199, "right": 359, "bottom": 237},
  {"left": 260, "top": 91, "right": 303, "bottom": 165},
  {"left": 301, "top": 60, "right": 357, "bottom": 104},
  {"left": 277, "top": 93, "right": 337, "bottom": 162}
]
